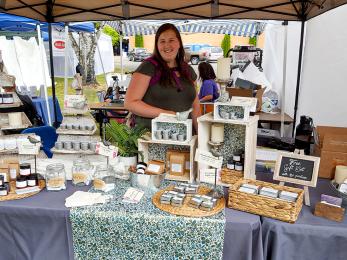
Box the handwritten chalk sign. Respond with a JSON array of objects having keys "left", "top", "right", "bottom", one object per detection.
[{"left": 274, "top": 152, "right": 320, "bottom": 187}]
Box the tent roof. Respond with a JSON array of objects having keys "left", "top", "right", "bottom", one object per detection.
[
  {"left": 1, "top": 0, "right": 347, "bottom": 22},
  {"left": 0, "top": 13, "right": 94, "bottom": 32}
]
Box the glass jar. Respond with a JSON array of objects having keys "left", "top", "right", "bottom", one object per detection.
[
  {"left": 93, "top": 165, "right": 116, "bottom": 192},
  {"left": 72, "top": 158, "right": 93, "bottom": 186},
  {"left": 46, "top": 163, "right": 66, "bottom": 191}
]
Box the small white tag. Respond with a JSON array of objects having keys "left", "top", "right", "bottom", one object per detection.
[
  {"left": 18, "top": 139, "right": 40, "bottom": 155},
  {"left": 95, "top": 142, "right": 118, "bottom": 158},
  {"left": 64, "top": 95, "right": 85, "bottom": 108},
  {"left": 185, "top": 161, "right": 190, "bottom": 170},
  {"left": 171, "top": 163, "right": 182, "bottom": 173},
  {"left": 122, "top": 187, "right": 144, "bottom": 203},
  {"left": 147, "top": 164, "right": 160, "bottom": 173},
  {"left": 199, "top": 168, "right": 220, "bottom": 184},
  {"left": 195, "top": 149, "right": 223, "bottom": 169}
]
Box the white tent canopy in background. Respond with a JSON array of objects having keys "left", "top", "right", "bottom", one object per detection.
[
  {"left": 106, "top": 19, "right": 265, "bottom": 37},
  {"left": 0, "top": 35, "right": 51, "bottom": 88},
  {"left": 45, "top": 27, "right": 114, "bottom": 78}
]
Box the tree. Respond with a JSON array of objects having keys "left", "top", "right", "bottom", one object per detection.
[
  {"left": 102, "top": 25, "right": 120, "bottom": 46},
  {"left": 249, "top": 36, "right": 257, "bottom": 46},
  {"left": 69, "top": 26, "right": 102, "bottom": 85},
  {"left": 135, "top": 34, "right": 144, "bottom": 47},
  {"left": 221, "top": 34, "right": 231, "bottom": 57}
]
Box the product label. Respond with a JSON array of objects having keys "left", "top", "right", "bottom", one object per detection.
[
  {"left": 20, "top": 169, "right": 31, "bottom": 176},
  {"left": 16, "top": 181, "right": 27, "bottom": 188},
  {"left": 72, "top": 172, "right": 88, "bottom": 184},
  {"left": 0, "top": 172, "right": 8, "bottom": 182},
  {"left": 171, "top": 163, "right": 182, "bottom": 173},
  {"left": 64, "top": 95, "right": 86, "bottom": 108},
  {"left": 147, "top": 164, "right": 160, "bottom": 173},
  {"left": 9, "top": 168, "right": 17, "bottom": 179},
  {"left": 93, "top": 178, "right": 106, "bottom": 190},
  {"left": 0, "top": 190, "right": 7, "bottom": 196},
  {"left": 47, "top": 178, "right": 65, "bottom": 188},
  {"left": 95, "top": 142, "right": 118, "bottom": 158},
  {"left": 27, "top": 179, "right": 37, "bottom": 187},
  {"left": 18, "top": 138, "right": 40, "bottom": 155}
]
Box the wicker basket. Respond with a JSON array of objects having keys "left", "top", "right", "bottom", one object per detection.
[
  {"left": 220, "top": 168, "right": 243, "bottom": 185},
  {"left": 228, "top": 179, "right": 304, "bottom": 223}
]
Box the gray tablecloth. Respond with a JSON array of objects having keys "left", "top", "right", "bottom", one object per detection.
[
  {"left": 261, "top": 177, "right": 347, "bottom": 260},
  {"left": 0, "top": 183, "right": 89, "bottom": 260}
]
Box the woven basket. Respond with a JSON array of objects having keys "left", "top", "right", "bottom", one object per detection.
[
  {"left": 220, "top": 168, "right": 243, "bottom": 185},
  {"left": 228, "top": 179, "right": 304, "bottom": 223}
]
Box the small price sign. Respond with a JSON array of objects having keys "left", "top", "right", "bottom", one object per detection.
[
  {"left": 95, "top": 142, "right": 118, "bottom": 159},
  {"left": 18, "top": 139, "right": 40, "bottom": 155},
  {"left": 194, "top": 149, "right": 223, "bottom": 169},
  {"left": 64, "top": 95, "right": 85, "bottom": 108}
]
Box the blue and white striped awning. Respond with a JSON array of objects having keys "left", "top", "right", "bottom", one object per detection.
[{"left": 105, "top": 20, "right": 265, "bottom": 37}]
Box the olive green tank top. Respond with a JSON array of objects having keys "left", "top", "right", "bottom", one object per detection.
[{"left": 134, "top": 60, "right": 197, "bottom": 130}]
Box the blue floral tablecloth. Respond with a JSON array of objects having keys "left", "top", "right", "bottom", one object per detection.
[{"left": 70, "top": 180, "right": 226, "bottom": 260}]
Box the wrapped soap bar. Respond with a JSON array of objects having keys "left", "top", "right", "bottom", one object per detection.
[
  {"left": 160, "top": 193, "right": 173, "bottom": 205},
  {"left": 200, "top": 200, "right": 214, "bottom": 211},
  {"left": 241, "top": 183, "right": 259, "bottom": 193},
  {"left": 185, "top": 187, "right": 197, "bottom": 194},
  {"left": 174, "top": 186, "right": 185, "bottom": 193},
  {"left": 279, "top": 190, "right": 298, "bottom": 202},
  {"left": 321, "top": 194, "right": 342, "bottom": 207},
  {"left": 189, "top": 197, "right": 203, "bottom": 208},
  {"left": 259, "top": 187, "right": 279, "bottom": 198},
  {"left": 200, "top": 195, "right": 213, "bottom": 202},
  {"left": 171, "top": 196, "right": 184, "bottom": 207},
  {"left": 176, "top": 193, "right": 186, "bottom": 199},
  {"left": 168, "top": 191, "right": 178, "bottom": 196},
  {"left": 238, "top": 186, "right": 257, "bottom": 194}
]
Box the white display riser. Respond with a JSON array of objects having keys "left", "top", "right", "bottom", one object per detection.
[
  {"left": 138, "top": 135, "right": 197, "bottom": 183},
  {"left": 197, "top": 113, "right": 258, "bottom": 186}
]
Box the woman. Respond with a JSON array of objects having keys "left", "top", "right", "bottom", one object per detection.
[
  {"left": 124, "top": 23, "right": 201, "bottom": 132},
  {"left": 198, "top": 62, "right": 220, "bottom": 102}
]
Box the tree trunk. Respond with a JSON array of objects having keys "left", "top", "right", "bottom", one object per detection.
[{"left": 69, "top": 27, "right": 102, "bottom": 86}]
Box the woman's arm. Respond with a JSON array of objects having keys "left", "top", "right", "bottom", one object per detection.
[
  {"left": 124, "top": 72, "right": 175, "bottom": 117},
  {"left": 199, "top": 94, "right": 213, "bottom": 102},
  {"left": 191, "top": 86, "right": 202, "bottom": 134}
]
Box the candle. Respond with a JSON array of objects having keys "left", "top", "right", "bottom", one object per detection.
[
  {"left": 334, "top": 165, "right": 347, "bottom": 184},
  {"left": 217, "top": 58, "right": 231, "bottom": 80},
  {"left": 211, "top": 123, "right": 224, "bottom": 143}
]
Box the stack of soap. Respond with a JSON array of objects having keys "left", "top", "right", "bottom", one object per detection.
[
  {"left": 189, "top": 194, "right": 217, "bottom": 211},
  {"left": 160, "top": 191, "right": 186, "bottom": 207},
  {"left": 238, "top": 183, "right": 259, "bottom": 194},
  {"left": 259, "top": 187, "right": 279, "bottom": 198},
  {"left": 173, "top": 183, "right": 199, "bottom": 194},
  {"left": 279, "top": 190, "right": 298, "bottom": 202}
]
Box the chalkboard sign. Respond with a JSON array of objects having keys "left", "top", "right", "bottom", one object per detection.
[{"left": 274, "top": 152, "right": 320, "bottom": 187}]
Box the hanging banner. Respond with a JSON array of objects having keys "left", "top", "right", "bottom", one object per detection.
[{"left": 52, "top": 26, "right": 66, "bottom": 56}]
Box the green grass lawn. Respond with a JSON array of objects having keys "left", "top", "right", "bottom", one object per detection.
[{"left": 46, "top": 74, "right": 108, "bottom": 105}]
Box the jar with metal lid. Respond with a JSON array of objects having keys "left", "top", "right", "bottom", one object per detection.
[
  {"left": 46, "top": 163, "right": 66, "bottom": 191},
  {"left": 2, "top": 93, "right": 14, "bottom": 104},
  {"left": 93, "top": 165, "right": 116, "bottom": 192},
  {"left": 72, "top": 158, "right": 94, "bottom": 186}
]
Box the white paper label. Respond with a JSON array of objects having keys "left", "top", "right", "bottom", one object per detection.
[
  {"left": 18, "top": 139, "right": 40, "bottom": 155},
  {"left": 195, "top": 149, "right": 223, "bottom": 169},
  {"left": 171, "top": 163, "right": 182, "bottom": 173},
  {"left": 95, "top": 142, "right": 118, "bottom": 158},
  {"left": 0, "top": 172, "right": 8, "bottom": 183},
  {"left": 199, "top": 169, "right": 220, "bottom": 184},
  {"left": 64, "top": 95, "right": 86, "bottom": 108},
  {"left": 147, "top": 164, "right": 160, "bottom": 173},
  {"left": 185, "top": 161, "right": 190, "bottom": 170},
  {"left": 122, "top": 187, "right": 144, "bottom": 203}
]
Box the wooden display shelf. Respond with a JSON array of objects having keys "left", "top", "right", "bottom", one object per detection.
[
  {"left": 0, "top": 102, "right": 22, "bottom": 108},
  {"left": 138, "top": 135, "right": 197, "bottom": 183},
  {"left": 0, "top": 112, "right": 32, "bottom": 130},
  {"left": 197, "top": 113, "right": 258, "bottom": 186},
  {"left": 51, "top": 148, "right": 95, "bottom": 155}
]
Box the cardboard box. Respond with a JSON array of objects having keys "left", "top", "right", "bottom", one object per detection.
[
  {"left": 317, "top": 126, "right": 347, "bottom": 148},
  {"left": 227, "top": 86, "right": 265, "bottom": 112},
  {"left": 319, "top": 150, "right": 347, "bottom": 179},
  {"left": 322, "top": 135, "right": 347, "bottom": 153},
  {"left": 166, "top": 149, "right": 190, "bottom": 174}
]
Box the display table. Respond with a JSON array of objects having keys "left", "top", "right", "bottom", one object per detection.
[
  {"left": 70, "top": 181, "right": 226, "bottom": 260},
  {"left": 32, "top": 97, "right": 63, "bottom": 126},
  {"left": 259, "top": 176, "right": 347, "bottom": 260},
  {"left": 0, "top": 182, "right": 89, "bottom": 260}
]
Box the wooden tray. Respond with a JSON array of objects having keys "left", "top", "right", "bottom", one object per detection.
[
  {"left": 152, "top": 185, "right": 225, "bottom": 217},
  {"left": 0, "top": 179, "right": 45, "bottom": 202}
]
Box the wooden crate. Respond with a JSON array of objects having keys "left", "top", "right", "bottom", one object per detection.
[
  {"left": 197, "top": 113, "right": 258, "bottom": 186},
  {"left": 138, "top": 135, "right": 197, "bottom": 183},
  {"left": 229, "top": 179, "right": 304, "bottom": 223},
  {"left": 213, "top": 101, "right": 251, "bottom": 122}
]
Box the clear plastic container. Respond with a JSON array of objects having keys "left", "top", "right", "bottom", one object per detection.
[
  {"left": 72, "top": 158, "right": 94, "bottom": 186},
  {"left": 46, "top": 163, "right": 66, "bottom": 191},
  {"left": 93, "top": 165, "right": 116, "bottom": 192}
]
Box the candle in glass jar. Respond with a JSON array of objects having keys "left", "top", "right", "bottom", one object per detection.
[
  {"left": 211, "top": 123, "right": 224, "bottom": 143},
  {"left": 334, "top": 165, "right": 347, "bottom": 184}
]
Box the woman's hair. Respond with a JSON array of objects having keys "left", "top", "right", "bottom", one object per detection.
[
  {"left": 198, "top": 62, "right": 216, "bottom": 81},
  {"left": 152, "top": 23, "right": 193, "bottom": 87}
]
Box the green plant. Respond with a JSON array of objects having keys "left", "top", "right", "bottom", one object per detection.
[
  {"left": 221, "top": 34, "right": 231, "bottom": 57},
  {"left": 102, "top": 25, "right": 120, "bottom": 46},
  {"left": 135, "top": 34, "right": 144, "bottom": 47},
  {"left": 249, "top": 36, "right": 257, "bottom": 46},
  {"left": 105, "top": 120, "right": 148, "bottom": 159}
]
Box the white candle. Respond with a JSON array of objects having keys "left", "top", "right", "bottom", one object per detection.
[
  {"left": 8, "top": 112, "right": 22, "bottom": 127},
  {"left": 217, "top": 58, "right": 231, "bottom": 80},
  {"left": 211, "top": 123, "right": 224, "bottom": 143},
  {"left": 334, "top": 165, "right": 347, "bottom": 184}
]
